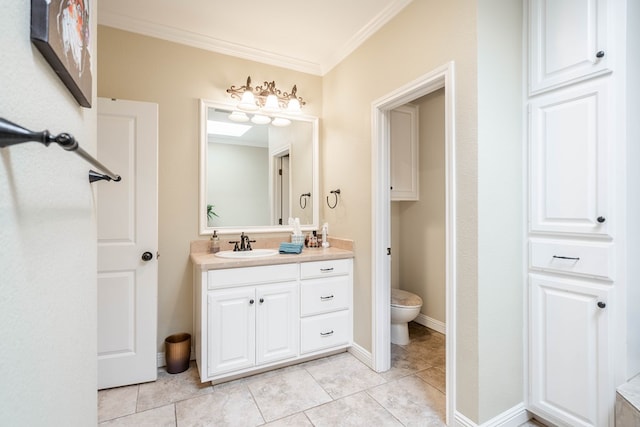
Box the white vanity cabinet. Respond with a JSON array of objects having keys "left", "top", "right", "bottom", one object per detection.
[
  {"left": 193, "top": 256, "right": 353, "bottom": 383},
  {"left": 299, "top": 259, "right": 353, "bottom": 354},
  {"left": 207, "top": 281, "right": 299, "bottom": 377}
]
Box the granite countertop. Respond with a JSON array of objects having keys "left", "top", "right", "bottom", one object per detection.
[{"left": 190, "top": 236, "right": 354, "bottom": 271}]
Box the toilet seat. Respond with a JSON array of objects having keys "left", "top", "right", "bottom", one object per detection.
[{"left": 391, "top": 288, "right": 422, "bottom": 308}]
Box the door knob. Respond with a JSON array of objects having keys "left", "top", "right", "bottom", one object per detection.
[
  {"left": 597, "top": 301, "right": 606, "bottom": 309},
  {"left": 597, "top": 216, "right": 606, "bottom": 223},
  {"left": 141, "top": 251, "right": 153, "bottom": 261}
]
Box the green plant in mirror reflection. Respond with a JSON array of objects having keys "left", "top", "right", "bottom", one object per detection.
[{"left": 207, "top": 204, "right": 219, "bottom": 220}]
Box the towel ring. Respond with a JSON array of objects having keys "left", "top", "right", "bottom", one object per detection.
[
  {"left": 299, "top": 192, "right": 311, "bottom": 209},
  {"left": 327, "top": 189, "right": 341, "bottom": 209}
]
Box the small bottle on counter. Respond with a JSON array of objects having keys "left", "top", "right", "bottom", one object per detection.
[{"left": 210, "top": 230, "right": 220, "bottom": 253}]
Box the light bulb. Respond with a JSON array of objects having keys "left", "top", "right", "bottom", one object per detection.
[
  {"left": 286, "top": 98, "right": 301, "bottom": 114},
  {"left": 228, "top": 111, "right": 250, "bottom": 122},
  {"left": 263, "top": 94, "right": 280, "bottom": 113},
  {"left": 271, "top": 117, "right": 291, "bottom": 127},
  {"left": 238, "top": 91, "right": 258, "bottom": 111},
  {"left": 251, "top": 114, "right": 271, "bottom": 125}
]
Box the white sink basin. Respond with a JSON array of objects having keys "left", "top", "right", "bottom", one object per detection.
[{"left": 215, "top": 249, "right": 279, "bottom": 259}]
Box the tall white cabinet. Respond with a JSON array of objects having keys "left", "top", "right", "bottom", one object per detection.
[{"left": 526, "top": 1, "right": 637, "bottom": 426}]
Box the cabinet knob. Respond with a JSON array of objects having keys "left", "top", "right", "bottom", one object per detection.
[
  {"left": 259, "top": 298, "right": 264, "bottom": 304},
  {"left": 597, "top": 301, "right": 606, "bottom": 309},
  {"left": 596, "top": 50, "right": 605, "bottom": 58},
  {"left": 249, "top": 299, "right": 254, "bottom": 305},
  {"left": 597, "top": 216, "right": 606, "bottom": 223}
]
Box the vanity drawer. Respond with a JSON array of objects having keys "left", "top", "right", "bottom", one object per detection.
[
  {"left": 300, "top": 276, "right": 350, "bottom": 316},
  {"left": 529, "top": 239, "right": 614, "bottom": 280},
  {"left": 208, "top": 263, "right": 298, "bottom": 289},
  {"left": 300, "top": 259, "right": 351, "bottom": 279},
  {"left": 300, "top": 310, "right": 350, "bottom": 354}
]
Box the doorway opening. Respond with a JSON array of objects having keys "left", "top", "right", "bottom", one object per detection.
[
  {"left": 272, "top": 148, "right": 290, "bottom": 225},
  {"left": 371, "top": 62, "right": 456, "bottom": 424}
]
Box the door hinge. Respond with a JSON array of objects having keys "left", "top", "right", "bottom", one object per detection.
[
  {"left": 279, "top": 168, "right": 282, "bottom": 176},
  {"left": 387, "top": 247, "right": 391, "bottom": 256}
]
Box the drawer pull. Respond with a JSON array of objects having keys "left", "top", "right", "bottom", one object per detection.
[
  {"left": 320, "top": 267, "right": 334, "bottom": 273},
  {"left": 320, "top": 330, "right": 334, "bottom": 337},
  {"left": 320, "top": 295, "right": 334, "bottom": 301},
  {"left": 552, "top": 255, "right": 580, "bottom": 261}
]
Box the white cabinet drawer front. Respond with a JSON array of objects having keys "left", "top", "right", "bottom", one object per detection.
[
  {"left": 300, "top": 311, "right": 350, "bottom": 354},
  {"left": 300, "top": 276, "right": 350, "bottom": 316},
  {"left": 530, "top": 239, "right": 614, "bottom": 280},
  {"left": 300, "top": 259, "right": 352, "bottom": 279},
  {"left": 208, "top": 263, "right": 298, "bottom": 289}
]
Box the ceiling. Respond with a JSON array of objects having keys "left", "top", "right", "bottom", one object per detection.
[{"left": 97, "top": 0, "right": 413, "bottom": 76}]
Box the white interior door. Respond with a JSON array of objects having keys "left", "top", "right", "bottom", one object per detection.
[{"left": 97, "top": 98, "right": 159, "bottom": 390}]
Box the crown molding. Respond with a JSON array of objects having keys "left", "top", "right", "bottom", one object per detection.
[
  {"left": 321, "top": 0, "right": 413, "bottom": 74},
  {"left": 99, "top": 0, "right": 412, "bottom": 76},
  {"left": 98, "top": 11, "right": 323, "bottom": 75}
]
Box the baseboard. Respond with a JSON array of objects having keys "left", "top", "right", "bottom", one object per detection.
[
  {"left": 348, "top": 342, "right": 373, "bottom": 369},
  {"left": 414, "top": 313, "right": 446, "bottom": 335},
  {"left": 157, "top": 348, "right": 196, "bottom": 368},
  {"left": 454, "top": 403, "right": 529, "bottom": 427}
]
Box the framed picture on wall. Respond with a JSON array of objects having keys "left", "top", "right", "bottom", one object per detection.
[{"left": 31, "top": 0, "right": 92, "bottom": 108}]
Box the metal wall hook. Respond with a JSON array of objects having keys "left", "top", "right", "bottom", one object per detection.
[
  {"left": 0, "top": 117, "right": 121, "bottom": 182},
  {"left": 299, "top": 192, "right": 311, "bottom": 209},
  {"left": 326, "top": 189, "right": 341, "bottom": 209}
]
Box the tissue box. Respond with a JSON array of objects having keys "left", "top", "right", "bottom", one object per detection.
[{"left": 291, "top": 234, "right": 305, "bottom": 245}]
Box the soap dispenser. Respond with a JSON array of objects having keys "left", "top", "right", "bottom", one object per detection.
[{"left": 210, "top": 230, "right": 220, "bottom": 253}]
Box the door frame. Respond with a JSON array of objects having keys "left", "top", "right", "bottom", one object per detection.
[{"left": 371, "top": 61, "right": 456, "bottom": 424}]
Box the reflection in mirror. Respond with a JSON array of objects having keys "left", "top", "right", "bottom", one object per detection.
[{"left": 199, "top": 100, "right": 318, "bottom": 234}]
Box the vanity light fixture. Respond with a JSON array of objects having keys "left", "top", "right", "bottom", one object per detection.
[{"left": 226, "top": 76, "right": 305, "bottom": 126}]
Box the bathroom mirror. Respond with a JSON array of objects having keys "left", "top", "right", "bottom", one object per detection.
[{"left": 199, "top": 99, "right": 319, "bottom": 235}]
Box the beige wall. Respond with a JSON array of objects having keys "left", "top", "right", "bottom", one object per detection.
[
  {"left": 392, "top": 89, "right": 446, "bottom": 324},
  {"left": 97, "top": 26, "right": 322, "bottom": 354},
  {"left": 1, "top": 2, "right": 98, "bottom": 424},
  {"left": 321, "top": 0, "right": 482, "bottom": 419}
]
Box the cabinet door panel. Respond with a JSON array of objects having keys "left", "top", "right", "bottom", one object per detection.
[
  {"left": 256, "top": 282, "right": 299, "bottom": 365},
  {"left": 529, "top": 274, "right": 611, "bottom": 427},
  {"left": 529, "top": 79, "right": 611, "bottom": 237},
  {"left": 208, "top": 288, "right": 255, "bottom": 376},
  {"left": 529, "top": 0, "right": 609, "bottom": 93},
  {"left": 390, "top": 105, "right": 419, "bottom": 201}
]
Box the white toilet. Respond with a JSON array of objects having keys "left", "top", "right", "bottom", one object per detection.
[{"left": 390, "top": 288, "right": 423, "bottom": 345}]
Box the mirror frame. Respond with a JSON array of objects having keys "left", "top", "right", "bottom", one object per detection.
[{"left": 199, "top": 99, "right": 319, "bottom": 235}]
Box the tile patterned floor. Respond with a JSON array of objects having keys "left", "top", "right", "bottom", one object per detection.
[
  {"left": 98, "top": 323, "right": 445, "bottom": 426},
  {"left": 99, "top": 323, "right": 539, "bottom": 426}
]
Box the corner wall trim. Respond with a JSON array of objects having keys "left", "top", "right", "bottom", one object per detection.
[
  {"left": 414, "top": 314, "right": 446, "bottom": 335},
  {"left": 454, "top": 403, "right": 529, "bottom": 427},
  {"left": 348, "top": 343, "right": 373, "bottom": 370}
]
